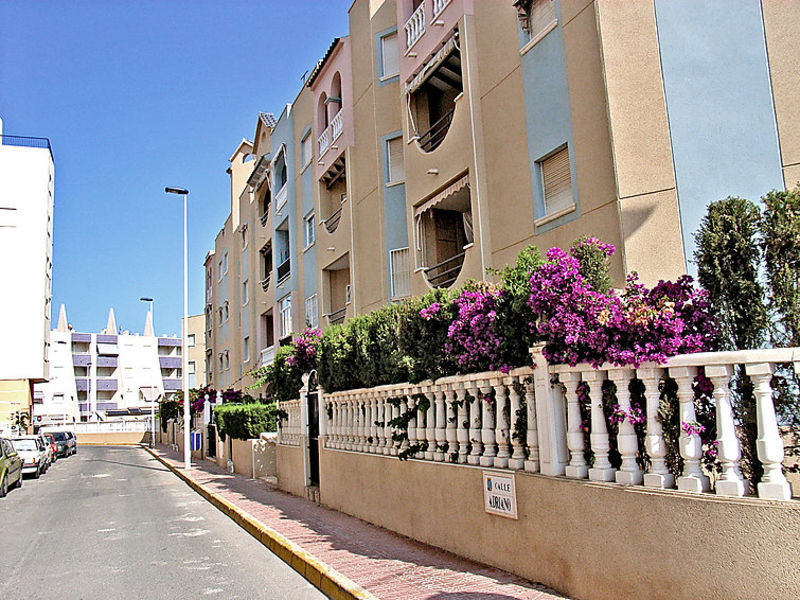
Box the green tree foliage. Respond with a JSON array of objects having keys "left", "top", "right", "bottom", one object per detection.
[
  {"left": 251, "top": 345, "right": 304, "bottom": 403},
  {"left": 213, "top": 403, "right": 277, "bottom": 441},
  {"left": 694, "top": 196, "right": 767, "bottom": 350},
  {"left": 761, "top": 187, "right": 800, "bottom": 347},
  {"left": 569, "top": 236, "right": 613, "bottom": 293}
]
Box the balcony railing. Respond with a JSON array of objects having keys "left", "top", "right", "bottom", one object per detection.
[
  {"left": 327, "top": 307, "right": 346, "bottom": 326},
  {"left": 275, "top": 183, "right": 288, "bottom": 212},
  {"left": 418, "top": 107, "right": 455, "bottom": 153},
  {"left": 260, "top": 210, "right": 270, "bottom": 227},
  {"left": 318, "top": 127, "right": 331, "bottom": 156},
  {"left": 331, "top": 109, "right": 343, "bottom": 143},
  {"left": 424, "top": 250, "right": 465, "bottom": 288},
  {"left": 260, "top": 273, "right": 271, "bottom": 292},
  {"left": 323, "top": 205, "right": 343, "bottom": 234},
  {"left": 277, "top": 258, "right": 291, "bottom": 284},
  {"left": 405, "top": 2, "right": 426, "bottom": 52},
  {"left": 260, "top": 345, "right": 276, "bottom": 367},
  {"left": 432, "top": 0, "right": 451, "bottom": 19}
]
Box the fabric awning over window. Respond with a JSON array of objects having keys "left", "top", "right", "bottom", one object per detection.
[{"left": 414, "top": 172, "right": 470, "bottom": 217}]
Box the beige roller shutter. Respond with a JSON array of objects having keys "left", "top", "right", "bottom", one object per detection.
[
  {"left": 541, "top": 146, "right": 573, "bottom": 216},
  {"left": 531, "top": 0, "right": 557, "bottom": 39},
  {"left": 388, "top": 137, "right": 405, "bottom": 183}
]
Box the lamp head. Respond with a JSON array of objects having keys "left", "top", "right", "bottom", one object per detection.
[{"left": 165, "top": 187, "right": 189, "bottom": 195}]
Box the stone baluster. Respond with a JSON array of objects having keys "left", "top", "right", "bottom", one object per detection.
[
  {"left": 479, "top": 383, "right": 497, "bottom": 467},
  {"left": 399, "top": 395, "right": 410, "bottom": 453},
  {"left": 415, "top": 391, "right": 427, "bottom": 458},
  {"left": 360, "top": 393, "right": 369, "bottom": 452},
  {"left": 493, "top": 379, "right": 510, "bottom": 468},
  {"left": 467, "top": 382, "right": 483, "bottom": 465},
  {"left": 382, "top": 395, "right": 392, "bottom": 455},
  {"left": 669, "top": 366, "right": 710, "bottom": 492},
  {"left": 424, "top": 388, "right": 436, "bottom": 460},
  {"left": 746, "top": 362, "right": 793, "bottom": 500},
  {"left": 521, "top": 376, "right": 539, "bottom": 472},
  {"left": 506, "top": 377, "right": 525, "bottom": 470},
  {"left": 350, "top": 394, "right": 359, "bottom": 451},
  {"left": 433, "top": 388, "right": 447, "bottom": 461},
  {"left": 445, "top": 386, "right": 458, "bottom": 462},
  {"left": 337, "top": 398, "right": 345, "bottom": 449},
  {"left": 637, "top": 367, "right": 672, "bottom": 488},
  {"left": 610, "top": 369, "right": 643, "bottom": 485},
  {"left": 346, "top": 395, "right": 355, "bottom": 450},
  {"left": 706, "top": 365, "right": 747, "bottom": 496},
  {"left": 455, "top": 384, "right": 469, "bottom": 464},
  {"left": 407, "top": 389, "right": 418, "bottom": 452},
  {"left": 366, "top": 394, "right": 376, "bottom": 453},
  {"left": 584, "top": 370, "right": 615, "bottom": 481},
  {"left": 562, "top": 371, "right": 588, "bottom": 479},
  {"left": 391, "top": 398, "right": 402, "bottom": 456}
]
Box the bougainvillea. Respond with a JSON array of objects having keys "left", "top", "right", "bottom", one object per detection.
[
  {"left": 528, "top": 246, "right": 715, "bottom": 368},
  {"left": 444, "top": 284, "right": 509, "bottom": 373},
  {"left": 286, "top": 327, "right": 322, "bottom": 371}
]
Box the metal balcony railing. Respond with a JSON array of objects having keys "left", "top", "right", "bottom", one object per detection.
[
  {"left": 327, "top": 307, "right": 346, "bottom": 326},
  {"left": 277, "top": 258, "right": 291, "bottom": 284},
  {"left": 260, "top": 273, "right": 271, "bottom": 292},
  {"left": 323, "top": 205, "right": 343, "bottom": 233},
  {"left": 405, "top": 2, "right": 426, "bottom": 52},
  {"left": 418, "top": 107, "right": 455, "bottom": 153},
  {"left": 424, "top": 250, "right": 465, "bottom": 288},
  {"left": 260, "top": 210, "right": 270, "bottom": 227}
]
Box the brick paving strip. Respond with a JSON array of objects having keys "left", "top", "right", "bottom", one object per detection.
[{"left": 145, "top": 444, "right": 569, "bottom": 600}]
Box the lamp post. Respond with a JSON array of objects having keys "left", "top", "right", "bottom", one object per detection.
[
  {"left": 140, "top": 297, "right": 155, "bottom": 447},
  {"left": 140, "top": 297, "right": 154, "bottom": 333},
  {"left": 165, "top": 186, "right": 190, "bottom": 469}
]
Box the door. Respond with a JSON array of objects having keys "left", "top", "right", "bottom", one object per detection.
[
  {"left": 207, "top": 424, "right": 216, "bottom": 458},
  {"left": 307, "top": 376, "right": 320, "bottom": 486}
]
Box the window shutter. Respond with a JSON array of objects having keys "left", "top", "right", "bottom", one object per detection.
[
  {"left": 389, "top": 247, "right": 411, "bottom": 299},
  {"left": 541, "top": 147, "right": 573, "bottom": 216},
  {"left": 530, "top": 0, "right": 556, "bottom": 39},
  {"left": 382, "top": 33, "right": 399, "bottom": 77},
  {"left": 388, "top": 137, "right": 404, "bottom": 183}
]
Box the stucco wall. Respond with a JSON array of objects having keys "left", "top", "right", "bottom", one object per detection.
[
  {"left": 276, "top": 444, "right": 306, "bottom": 497},
  {"left": 318, "top": 448, "right": 800, "bottom": 600},
  {"left": 76, "top": 431, "right": 147, "bottom": 445}
]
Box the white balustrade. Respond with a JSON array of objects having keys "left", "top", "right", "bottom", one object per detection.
[
  {"left": 404, "top": 1, "right": 426, "bottom": 52},
  {"left": 331, "top": 109, "right": 343, "bottom": 143},
  {"left": 318, "top": 127, "right": 330, "bottom": 156},
  {"left": 432, "top": 0, "right": 451, "bottom": 20},
  {"left": 313, "top": 347, "right": 797, "bottom": 503}
]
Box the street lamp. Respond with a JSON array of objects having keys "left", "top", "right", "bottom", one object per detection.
[
  {"left": 165, "top": 186, "right": 191, "bottom": 470},
  {"left": 140, "top": 297, "right": 154, "bottom": 333}
]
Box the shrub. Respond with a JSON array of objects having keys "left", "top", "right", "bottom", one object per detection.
[
  {"left": 397, "top": 288, "right": 459, "bottom": 382},
  {"left": 445, "top": 283, "right": 506, "bottom": 373},
  {"left": 570, "top": 236, "right": 614, "bottom": 293},
  {"left": 317, "top": 323, "right": 357, "bottom": 392},
  {"left": 214, "top": 403, "right": 277, "bottom": 441}
]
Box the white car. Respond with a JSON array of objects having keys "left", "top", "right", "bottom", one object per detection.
[{"left": 11, "top": 437, "right": 48, "bottom": 478}]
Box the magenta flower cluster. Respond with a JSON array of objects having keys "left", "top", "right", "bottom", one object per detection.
[
  {"left": 609, "top": 403, "right": 646, "bottom": 426},
  {"left": 681, "top": 421, "right": 706, "bottom": 436},
  {"left": 528, "top": 246, "right": 715, "bottom": 367},
  {"left": 286, "top": 327, "right": 322, "bottom": 369},
  {"left": 419, "top": 302, "right": 442, "bottom": 321},
  {"left": 443, "top": 287, "right": 510, "bottom": 374}
]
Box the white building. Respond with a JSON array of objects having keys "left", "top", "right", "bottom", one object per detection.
[
  {"left": 33, "top": 306, "right": 184, "bottom": 426},
  {"left": 0, "top": 117, "right": 54, "bottom": 435}
]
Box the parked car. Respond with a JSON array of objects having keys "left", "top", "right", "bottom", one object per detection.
[
  {"left": 43, "top": 433, "right": 58, "bottom": 463},
  {"left": 36, "top": 433, "right": 54, "bottom": 468},
  {"left": 11, "top": 437, "right": 48, "bottom": 478},
  {"left": 65, "top": 431, "right": 77, "bottom": 455},
  {"left": 48, "top": 431, "right": 75, "bottom": 457},
  {"left": 0, "top": 438, "right": 23, "bottom": 497}
]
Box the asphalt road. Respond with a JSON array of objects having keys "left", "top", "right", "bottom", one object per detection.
[{"left": 0, "top": 446, "right": 326, "bottom": 600}]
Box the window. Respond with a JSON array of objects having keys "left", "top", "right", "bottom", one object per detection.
[
  {"left": 224, "top": 352, "right": 230, "bottom": 370},
  {"left": 387, "top": 137, "right": 404, "bottom": 184},
  {"left": 218, "top": 354, "right": 224, "bottom": 372},
  {"left": 223, "top": 252, "right": 228, "bottom": 274},
  {"left": 381, "top": 32, "right": 399, "bottom": 79},
  {"left": 218, "top": 307, "right": 223, "bottom": 323},
  {"left": 539, "top": 146, "right": 574, "bottom": 217},
  {"left": 345, "top": 284, "right": 352, "bottom": 305},
  {"left": 305, "top": 294, "right": 319, "bottom": 329},
  {"left": 223, "top": 301, "right": 229, "bottom": 321},
  {"left": 303, "top": 213, "right": 315, "bottom": 248},
  {"left": 188, "top": 361, "right": 196, "bottom": 375},
  {"left": 301, "top": 134, "right": 312, "bottom": 166},
  {"left": 389, "top": 247, "right": 411, "bottom": 299},
  {"left": 516, "top": 0, "right": 557, "bottom": 44},
  {"left": 243, "top": 337, "right": 250, "bottom": 362},
  {"left": 218, "top": 259, "right": 223, "bottom": 281},
  {"left": 242, "top": 280, "right": 248, "bottom": 303},
  {"left": 241, "top": 224, "right": 248, "bottom": 249},
  {"left": 279, "top": 296, "right": 292, "bottom": 340},
  {"left": 187, "top": 334, "right": 195, "bottom": 347}
]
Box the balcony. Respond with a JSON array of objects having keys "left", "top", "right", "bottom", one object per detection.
[
  {"left": 260, "top": 345, "right": 276, "bottom": 367},
  {"left": 432, "top": 0, "right": 451, "bottom": 19},
  {"left": 425, "top": 250, "right": 465, "bottom": 288},
  {"left": 159, "top": 356, "right": 182, "bottom": 369},
  {"left": 163, "top": 378, "right": 182, "bottom": 391},
  {"left": 71, "top": 333, "right": 91, "bottom": 343},
  {"left": 96, "top": 378, "right": 118, "bottom": 392},
  {"left": 75, "top": 378, "right": 88, "bottom": 392},
  {"left": 158, "top": 337, "right": 182, "bottom": 347},
  {"left": 327, "top": 307, "right": 346, "bottom": 326},
  {"left": 96, "top": 356, "right": 118, "bottom": 368},
  {"left": 318, "top": 127, "right": 330, "bottom": 156},
  {"left": 206, "top": 287, "right": 212, "bottom": 303},
  {"left": 405, "top": 2, "right": 426, "bottom": 53},
  {"left": 260, "top": 273, "right": 271, "bottom": 292},
  {"left": 331, "top": 109, "right": 343, "bottom": 144},
  {"left": 97, "top": 334, "right": 117, "bottom": 344},
  {"left": 0, "top": 135, "right": 53, "bottom": 159},
  {"left": 275, "top": 183, "right": 288, "bottom": 212},
  {"left": 323, "top": 204, "right": 344, "bottom": 234},
  {"left": 260, "top": 210, "right": 270, "bottom": 227},
  {"left": 72, "top": 354, "right": 91, "bottom": 367},
  {"left": 419, "top": 107, "right": 455, "bottom": 153},
  {"left": 277, "top": 258, "right": 291, "bottom": 285}
]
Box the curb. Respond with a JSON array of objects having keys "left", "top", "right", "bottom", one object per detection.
[{"left": 142, "top": 445, "right": 377, "bottom": 600}]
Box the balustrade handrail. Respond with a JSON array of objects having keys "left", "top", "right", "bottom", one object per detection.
[
  {"left": 277, "top": 258, "right": 290, "bottom": 283},
  {"left": 323, "top": 205, "right": 344, "bottom": 233},
  {"left": 260, "top": 210, "right": 270, "bottom": 227},
  {"left": 331, "top": 109, "right": 344, "bottom": 143},
  {"left": 418, "top": 107, "right": 455, "bottom": 152},
  {"left": 260, "top": 274, "right": 271, "bottom": 292},
  {"left": 425, "top": 250, "right": 465, "bottom": 287},
  {"left": 432, "top": 0, "right": 451, "bottom": 20},
  {"left": 318, "top": 127, "right": 331, "bottom": 156},
  {"left": 404, "top": 1, "right": 426, "bottom": 52}
]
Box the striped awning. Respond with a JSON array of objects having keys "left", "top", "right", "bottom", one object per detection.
[
  {"left": 414, "top": 172, "right": 470, "bottom": 217},
  {"left": 405, "top": 34, "right": 458, "bottom": 96}
]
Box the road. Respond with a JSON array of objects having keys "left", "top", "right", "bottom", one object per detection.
[{"left": 0, "top": 446, "right": 326, "bottom": 600}]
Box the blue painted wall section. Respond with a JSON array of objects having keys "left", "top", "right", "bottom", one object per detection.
[
  {"left": 654, "top": 0, "right": 783, "bottom": 263},
  {"left": 299, "top": 124, "right": 318, "bottom": 302},
  {"left": 381, "top": 130, "right": 408, "bottom": 303},
  {"left": 272, "top": 104, "right": 298, "bottom": 300},
  {"left": 518, "top": 1, "right": 579, "bottom": 233}
]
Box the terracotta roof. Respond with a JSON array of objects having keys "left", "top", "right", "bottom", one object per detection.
[
  {"left": 259, "top": 112, "right": 277, "bottom": 128},
  {"left": 306, "top": 37, "right": 341, "bottom": 87}
]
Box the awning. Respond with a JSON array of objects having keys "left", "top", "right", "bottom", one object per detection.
[
  {"left": 405, "top": 34, "right": 458, "bottom": 96},
  {"left": 414, "top": 172, "right": 470, "bottom": 217}
]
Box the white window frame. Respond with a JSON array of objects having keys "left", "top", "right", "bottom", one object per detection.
[
  {"left": 187, "top": 334, "right": 195, "bottom": 347},
  {"left": 279, "top": 296, "right": 292, "bottom": 340},
  {"left": 301, "top": 133, "right": 312, "bottom": 167},
  {"left": 303, "top": 212, "right": 315, "bottom": 249},
  {"left": 305, "top": 294, "right": 319, "bottom": 329},
  {"left": 243, "top": 336, "right": 250, "bottom": 362},
  {"left": 380, "top": 31, "right": 399, "bottom": 80},
  {"left": 188, "top": 360, "right": 196, "bottom": 375},
  {"left": 387, "top": 136, "right": 405, "bottom": 184},
  {"left": 389, "top": 247, "right": 411, "bottom": 299}
]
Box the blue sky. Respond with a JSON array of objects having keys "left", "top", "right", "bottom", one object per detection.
[{"left": 0, "top": 0, "right": 352, "bottom": 336}]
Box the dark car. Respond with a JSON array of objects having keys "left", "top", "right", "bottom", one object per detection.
[{"left": 48, "top": 431, "right": 76, "bottom": 457}]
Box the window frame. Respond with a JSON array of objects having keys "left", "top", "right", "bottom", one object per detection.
[
  {"left": 187, "top": 334, "right": 196, "bottom": 347},
  {"left": 279, "top": 295, "right": 292, "bottom": 340},
  {"left": 304, "top": 294, "right": 319, "bottom": 329},
  {"left": 379, "top": 30, "right": 400, "bottom": 81},
  {"left": 303, "top": 212, "right": 316, "bottom": 249},
  {"left": 386, "top": 136, "right": 405, "bottom": 185}
]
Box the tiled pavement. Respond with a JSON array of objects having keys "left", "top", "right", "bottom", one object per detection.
[{"left": 151, "top": 445, "right": 570, "bottom": 600}]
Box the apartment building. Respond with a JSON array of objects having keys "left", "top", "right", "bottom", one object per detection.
[
  {"left": 33, "top": 306, "right": 205, "bottom": 426},
  {"left": 205, "top": 0, "right": 800, "bottom": 393},
  {"left": 0, "top": 118, "right": 54, "bottom": 435}
]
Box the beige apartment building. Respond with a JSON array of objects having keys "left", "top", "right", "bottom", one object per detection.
[{"left": 205, "top": 0, "right": 800, "bottom": 393}]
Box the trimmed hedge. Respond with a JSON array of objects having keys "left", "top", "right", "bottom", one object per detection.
[{"left": 214, "top": 402, "right": 277, "bottom": 441}]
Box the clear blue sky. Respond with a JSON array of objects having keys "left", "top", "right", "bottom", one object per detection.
[{"left": 0, "top": 0, "right": 352, "bottom": 336}]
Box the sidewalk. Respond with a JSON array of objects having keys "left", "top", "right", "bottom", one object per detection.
[{"left": 149, "top": 444, "right": 568, "bottom": 600}]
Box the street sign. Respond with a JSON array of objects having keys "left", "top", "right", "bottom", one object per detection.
[{"left": 483, "top": 471, "right": 518, "bottom": 519}]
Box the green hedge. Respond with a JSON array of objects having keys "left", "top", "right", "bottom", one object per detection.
[{"left": 214, "top": 403, "right": 277, "bottom": 441}]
